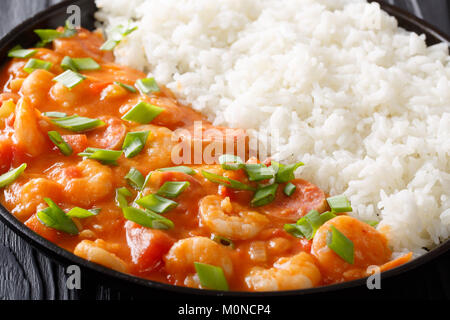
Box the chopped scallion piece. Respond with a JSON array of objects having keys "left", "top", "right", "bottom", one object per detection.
[
  {"left": 327, "top": 225, "right": 354, "bottom": 264},
  {"left": 122, "top": 206, "right": 174, "bottom": 230},
  {"left": 100, "top": 23, "right": 138, "bottom": 51},
  {"left": 50, "top": 115, "right": 104, "bottom": 132},
  {"left": 194, "top": 262, "right": 229, "bottom": 291},
  {"left": 8, "top": 47, "right": 37, "bottom": 59},
  {"left": 327, "top": 195, "right": 352, "bottom": 213},
  {"left": 53, "top": 70, "right": 86, "bottom": 88},
  {"left": 0, "top": 163, "right": 27, "bottom": 188},
  {"left": 211, "top": 234, "right": 235, "bottom": 249},
  {"left": 36, "top": 198, "right": 78, "bottom": 235},
  {"left": 66, "top": 207, "right": 100, "bottom": 218},
  {"left": 114, "top": 81, "right": 137, "bottom": 93},
  {"left": 158, "top": 166, "right": 196, "bottom": 175},
  {"left": 61, "top": 56, "right": 100, "bottom": 71},
  {"left": 23, "top": 58, "right": 52, "bottom": 73},
  {"left": 135, "top": 77, "right": 160, "bottom": 94},
  {"left": 218, "top": 154, "right": 244, "bottom": 170},
  {"left": 122, "top": 131, "right": 150, "bottom": 158},
  {"left": 78, "top": 148, "right": 122, "bottom": 165},
  {"left": 34, "top": 29, "right": 63, "bottom": 44},
  {"left": 115, "top": 187, "right": 132, "bottom": 209},
  {"left": 136, "top": 194, "right": 178, "bottom": 214},
  {"left": 251, "top": 183, "right": 278, "bottom": 207},
  {"left": 283, "top": 182, "right": 296, "bottom": 196},
  {"left": 244, "top": 163, "right": 275, "bottom": 181},
  {"left": 272, "top": 161, "right": 304, "bottom": 183},
  {"left": 156, "top": 181, "right": 190, "bottom": 198},
  {"left": 99, "top": 39, "right": 119, "bottom": 51},
  {"left": 285, "top": 210, "right": 336, "bottom": 240},
  {"left": 42, "top": 111, "right": 67, "bottom": 118},
  {"left": 284, "top": 224, "right": 305, "bottom": 238},
  {"left": 121, "top": 101, "right": 163, "bottom": 124},
  {"left": 125, "top": 168, "right": 146, "bottom": 190},
  {"left": 366, "top": 220, "right": 379, "bottom": 227},
  {"left": 201, "top": 170, "right": 255, "bottom": 191},
  {"left": 48, "top": 131, "right": 73, "bottom": 156}
]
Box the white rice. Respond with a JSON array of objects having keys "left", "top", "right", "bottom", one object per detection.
[{"left": 95, "top": 0, "right": 450, "bottom": 256}]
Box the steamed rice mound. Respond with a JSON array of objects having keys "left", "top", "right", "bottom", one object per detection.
[{"left": 95, "top": 0, "right": 450, "bottom": 256}]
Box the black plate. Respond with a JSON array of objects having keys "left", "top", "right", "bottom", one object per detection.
[{"left": 0, "top": 0, "right": 449, "bottom": 297}]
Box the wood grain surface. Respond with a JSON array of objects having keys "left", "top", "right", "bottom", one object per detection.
[{"left": 0, "top": 0, "right": 449, "bottom": 300}]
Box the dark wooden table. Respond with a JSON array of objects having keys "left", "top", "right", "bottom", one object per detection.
[{"left": 0, "top": 0, "right": 449, "bottom": 300}]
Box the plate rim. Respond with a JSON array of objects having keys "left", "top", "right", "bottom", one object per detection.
[{"left": 0, "top": 0, "right": 449, "bottom": 297}]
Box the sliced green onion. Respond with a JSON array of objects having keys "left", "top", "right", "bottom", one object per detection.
[
  {"left": 201, "top": 170, "right": 255, "bottom": 191},
  {"left": 135, "top": 77, "right": 160, "bottom": 94},
  {"left": 136, "top": 194, "right": 178, "bottom": 214},
  {"left": 122, "top": 131, "right": 150, "bottom": 158},
  {"left": 23, "top": 58, "right": 52, "bottom": 73},
  {"left": 42, "top": 111, "right": 67, "bottom": 118},
  {"left": 115, "top": 187, "right": 132, "bottom": 209},
  {"left": 8, "top": 46, "right": 37, "bottom": 59},
  {"left": 47, "top": 131, "right": 73, "bottom": 156},
  {"left": 122, "top": 206, "right": 174, "bottom": 230},
  {"left": 34, "top": 29, "right": 63, "bottom": 44},
  {"left": 272, "top": 161, "right": 304, "bottom": 183},
  {"left": 283, "top": 182, "right": 296, "bottom": 196},
  {"left": 156, "top": 181, "right": 190, "bottom": 198},
  {"left": 218, "top": 154, "right": 244, "bottom": 170},
  {"left": 61, "top": 56, "right": 100, "bottom": 71},
  {"left": 158, "top": 166, "right": 196, "bottom": 175},
  {"left": 327, "top": 195, "right": 352, "bottom": 213},
  {"left": 50, "top": 115, "right": 104, "bottom": 132},
  {"left": 100, "top": 39, "right": 119, "bottom": 51},
  {"left": 285, "top": 210, "right": 336, "bottom": 240},
  {"left": 53, "top": 70, "right": 86, "bottom": 89},
  {"left": 327, "top": 225, "right": 354, "bottom": 264},
  {"left": 114, "top": 81, "right": 137, "bottom": 93},
  {"left": 100, "top": 23, "right": 138, "bottom": 51},
  {"left": 211, "top": 234, "right": 235, "bottom": 249},
  {"left": 244, "top": 163, "right": 275, "bottom": 182},
  {"left": 121, "top": 101, "right": 163, "bottom": 124},
  {"left": 284, "top": 224, "right": 305, "bottom": 238},
  {"left": 72, "top": 57, "right": 100, "bottom": 71},
  {"left": 194, "top": 262, "right": 229, "bottom": 291},
  {"left": 36, "top": 198, "right": 78, "bottom": 235},
  {"left": 251, "top": 183, "right": 278, "bottom": 207},
  {"left": 366, "top": 220, "right": 379, "bottom": 227},
  {"left": 78, "top": 148, "right": 122, "bottom": 165},
  {"left": 66, "top": 207, "right": 100, "bottom": 218},
  {"left": 60, "top": 56, "right": 78, "bottom": 71},
  {"left": 0, "top": 163, "right": 27, "bottom": 188},
  {"left": 125, "top": 168, "right": 146, "bottom": 190}
]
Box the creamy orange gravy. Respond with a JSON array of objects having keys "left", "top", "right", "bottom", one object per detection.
[{"left": 0, "top": 28, "right": 409, "bottom": 291}]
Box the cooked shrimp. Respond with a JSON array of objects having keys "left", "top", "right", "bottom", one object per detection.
[
  {"left": 311, "top": 215, "right": 391, "bottom": 284},
  {"left": 13, "top": 97, "right": 49, "bottom": 157},
  {"left": 4, "top": 178, "right": 63, "bottom": 221},
  {"left": 165, "top": 236, "right": 233, "bottom": 288},
  {"left": 20, "top": 69, "right": 54, "bottom": 107},
  {"left": 74, "top": 240, "right": 128, "bottom": 273},
  {"left": 245, "top": 252, "right": 322, "bottom": 291},
  {"left": 53, "top": 159, "right": 113, "bottom": 207},
  {"left": 199, "top": 195, "right": 269, "bottom": 240}
]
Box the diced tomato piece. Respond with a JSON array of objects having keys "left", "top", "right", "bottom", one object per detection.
[
  {"left": 25, "top": 214, "right": 59, "bottom": 242},
  {"left": 62, "top": 134, "right": 88, "bottom": 154},
  {"left": 125, "top": 221, "right": 175, "bottom": 274},
  {"left": 0, "top": 136, "right": 13, "bottom": 174}
]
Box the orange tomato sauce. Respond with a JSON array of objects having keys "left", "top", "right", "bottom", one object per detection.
[{"left": 0, "top": 28, "right": 410, "bottom": 291}]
